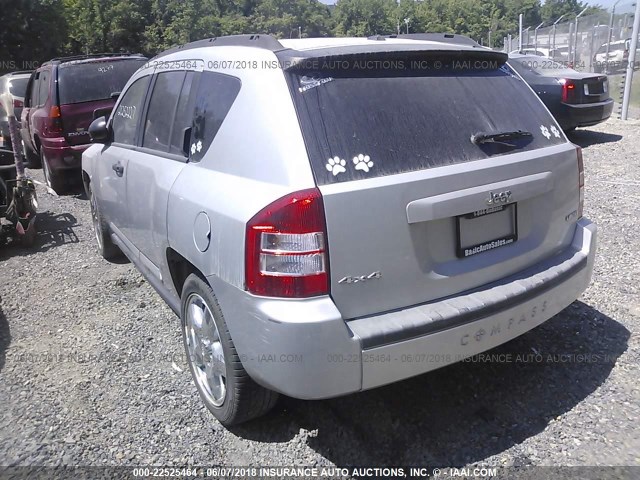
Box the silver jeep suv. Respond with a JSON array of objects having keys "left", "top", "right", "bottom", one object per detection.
[{"left": 82, "top": 33, "right": 597, "bottom": 425}]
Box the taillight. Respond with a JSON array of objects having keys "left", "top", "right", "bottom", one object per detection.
[
  {"left": 577, "top": 146, "right": 584, "bottom": 218},
  {"left": 561, "top": 79, "right": 576, "bottom": 103},
  {"left": 49, "top": 105, "right": 63, "bottom": 134},
  {"left": 13, "top": 99, "right": 23, "bottom": 108},
  {"left": 245, "top": 188, "right": 329, "bottom": 298}
]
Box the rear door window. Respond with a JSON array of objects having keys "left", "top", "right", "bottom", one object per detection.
[
  {"left": 287, "top": 60, "right": 565, "bottom": 185},
  {"left": 142, "top": 71, "right": 185, "bottom": 152},
  {"left": 58, "top": 58, "right": 146, "bottom": 105},
  {"left": 112, "top": 76, "right": 151, "bottom": 146},
  {"left": 37, "top": 70, "right": 49, "bottom": 106}
]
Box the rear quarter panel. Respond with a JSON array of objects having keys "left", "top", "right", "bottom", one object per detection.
[{"left": 165, "top": 47, "right": 315, "bottom": 292}]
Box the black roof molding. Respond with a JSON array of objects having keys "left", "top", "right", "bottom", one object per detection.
[{"left": 155, "top": 34, "right": 286, "bottom": 59}]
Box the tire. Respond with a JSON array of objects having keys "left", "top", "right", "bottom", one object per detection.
[
  {"left": 22, "top": 140, "right": 40, "bottom": 168},
  {"left": 88, "top": 182, "right": 121, "bottom": 260},
  {"left": 563, "top": 126, "right": 577, "bottom": 133},
  {"left": 181, "top": 274, "right": 278, "bottom": 426},
  {"left": 41, "top": 150, "right": 65, "bottom": 194}
]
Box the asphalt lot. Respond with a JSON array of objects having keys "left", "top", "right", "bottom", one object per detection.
[{"left": 0, "top": 118, "right": 639, "bottom": 470}]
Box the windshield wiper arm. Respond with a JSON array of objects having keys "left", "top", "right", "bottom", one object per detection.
[{"left": 471, "top": 130, "right": 533, "bottom": 146}]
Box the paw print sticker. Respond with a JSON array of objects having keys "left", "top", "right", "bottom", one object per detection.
[
  {"left": 190, "top": 140, "right": 204, "bottom": 156},
  {"left": 550, "top": 126, "right": 561, "bottom": 138},
  {"left": 540, "top": 125, "right": 551, "bottom": 140},
  {"left": 353, "top": 154, "right": 374, "bottom": 173},
  {"left": 326, "top": 156, "right": 346, "bottom": 176}
]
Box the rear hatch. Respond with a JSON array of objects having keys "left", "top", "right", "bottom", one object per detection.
[
  {"left": 285, "top": 48, "right": 580, "bottom": 320},
  {"left": 57, "top": 57, "right": 147, "bottom": 145},
  {"left": 7, "top": 76, "right": 29, "bottom": 120}
]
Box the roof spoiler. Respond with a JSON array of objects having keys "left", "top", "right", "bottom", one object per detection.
[{"left": 280, "top": 48, "right": 508, "bottom": 73}]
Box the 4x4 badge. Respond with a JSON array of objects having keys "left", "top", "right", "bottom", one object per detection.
[{"left": 338, "top": 271, "right": 382, "bottom": 284}]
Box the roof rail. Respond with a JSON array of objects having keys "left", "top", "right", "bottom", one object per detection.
[
  {"left": 45, "top": 53, "right": 144, "bottom": 64},
  {"left": 155, "top": 34, "right": 285, "bottom": 59},
  {"left": 388, "top": 33, "right": 481, "bottom": 47}
]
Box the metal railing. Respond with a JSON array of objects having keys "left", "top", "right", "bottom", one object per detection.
[{"left": 506, "top": 2, "right": 640, "bottom": 120}]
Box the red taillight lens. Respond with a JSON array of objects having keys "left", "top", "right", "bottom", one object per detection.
[
  {"left": 49, "top": 105, "right": 63, "bottom": 133},
  {"left": 561, "top": 79, "right": 576, "bottom": 103},
  {"left": 245, "top": 188, "right": 329, "bottom": 298},
  {"left": 13, "top": 99, "right": 23, "bottom": 108},
  {"left": 577, "top": 146, "right": 584, "bottom": 218}
]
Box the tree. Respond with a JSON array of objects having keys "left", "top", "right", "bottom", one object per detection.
[
  {"left": 333, "top": 0, "right": 397, "bottom": 37},
  {"left": 251, "top": 0, "right": 332, "bottom": 38},
  {"left": 1, "top": 0, "right": 68, "bottom": 72},
  {"left": 540, "top": 0, "right": 599, "bottom": 24}
]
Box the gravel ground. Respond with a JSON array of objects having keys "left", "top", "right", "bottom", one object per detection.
[{"left": 0, "top": 119, "right": 639, "bottom": 470}]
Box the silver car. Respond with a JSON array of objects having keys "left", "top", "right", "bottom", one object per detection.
[{"left": 82, "top": 34, "right": 597, "bottom": 426}]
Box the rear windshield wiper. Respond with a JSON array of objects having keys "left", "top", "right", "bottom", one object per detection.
[{"left": 471, "top": 130, "right": 532, "bottom": 146}]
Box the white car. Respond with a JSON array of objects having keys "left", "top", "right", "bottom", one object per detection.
[
  {"left": 594, "top": 39, "right": 640, "bottom": 73},
  {"left": 510, "top": 47, "right": 550, "bottom": 57}
]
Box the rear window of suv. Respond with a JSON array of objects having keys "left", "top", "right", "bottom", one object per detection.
[
  {"left": 8, "top": 77, "right": 29, "bottom": 97},
  {"left": 58, "top": 58, "right": 147, "bottom": 105},
  {"left": 287, "top": 58, "right": 565, "bottom": 185}
]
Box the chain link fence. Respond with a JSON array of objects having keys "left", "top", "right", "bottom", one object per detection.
[{"left": 506, "top": 2, "right": 639, "bottom": 120}]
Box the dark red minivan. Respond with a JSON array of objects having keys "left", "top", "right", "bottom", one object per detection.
[{"left": 21, "top": 54, "right": 147, "bottom": 193}]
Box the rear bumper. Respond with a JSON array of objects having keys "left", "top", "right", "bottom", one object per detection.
[
  {"left": 558, "top": 99, "right": 614, "bottom": 129},
  {"left": 40, "top": 136, "right": 89, "bottom": 171},
  {"left": 210, "top": 218, "right": 597, "bottom": 400}
]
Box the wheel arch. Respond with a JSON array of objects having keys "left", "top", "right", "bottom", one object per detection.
[{"left": 166, "top": 247, "right": 207, "bottom": 298}]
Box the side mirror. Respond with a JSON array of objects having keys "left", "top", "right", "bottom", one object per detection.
[
  {"left": 92, "top": 107, "right": 113, "bottom": 120},
  {"left": 89, "top": 116, "right": 110, "bottom": 143}
]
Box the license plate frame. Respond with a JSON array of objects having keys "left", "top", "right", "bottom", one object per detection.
[{"left": 456, "top": 203, "right": 518, "bottom": 258}]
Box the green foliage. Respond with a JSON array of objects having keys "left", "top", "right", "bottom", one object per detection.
[
  {"left": 1, "top": 0, "right": 68, "bottom": 68},
  {"left": 250, "top": 0, "right": 332, "bottom": 38},
  {"left": 332, "top": 0, "right": 397, "bottom": 36},
  {"left": 0, "top": 0, "right": 612, "bottom": 68}
]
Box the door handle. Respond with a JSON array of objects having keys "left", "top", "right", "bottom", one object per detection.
[{"left": 112, "top": 162, "right": 124, "bottom": 177}]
